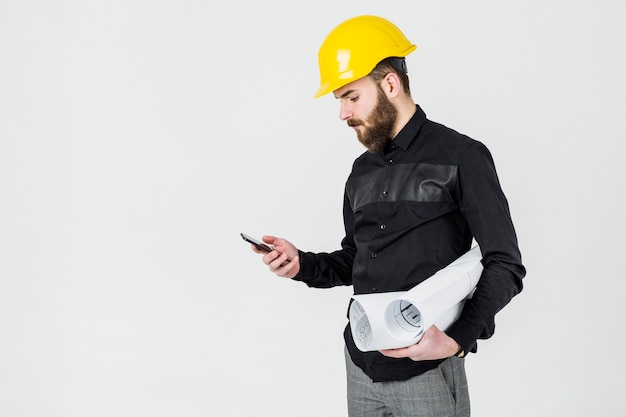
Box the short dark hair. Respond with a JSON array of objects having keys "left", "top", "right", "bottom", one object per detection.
[{"left": 368, "top": 57, "right": 411, "bottom": 95}]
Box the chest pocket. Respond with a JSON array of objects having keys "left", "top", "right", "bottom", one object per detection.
[{"left": 346, "top": 163, "right": 458, "bottom": 212}]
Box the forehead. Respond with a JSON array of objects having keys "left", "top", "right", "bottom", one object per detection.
[{"left": 333, "top": 76, "right": 377, "bottom": 99}]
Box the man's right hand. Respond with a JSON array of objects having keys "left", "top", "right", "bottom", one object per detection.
[{"left": 251, "top": 235, "right": 300, "bottom": 279}]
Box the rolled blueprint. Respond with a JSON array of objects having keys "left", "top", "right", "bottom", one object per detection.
[{"left": 349, "top": 246, "right": 483, "bottom": 352}]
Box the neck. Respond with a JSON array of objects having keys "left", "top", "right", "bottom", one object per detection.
[{"left": 391, "top": 97, "right": 417, "bottom": 138}]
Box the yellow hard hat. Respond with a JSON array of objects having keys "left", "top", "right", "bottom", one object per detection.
[{"left": 314, "top": 15, "right": 417, "bottom": 98}]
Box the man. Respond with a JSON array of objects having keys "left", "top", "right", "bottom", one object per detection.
[{"left": 249, "top": 15, "right": 525, "bottom": 417}]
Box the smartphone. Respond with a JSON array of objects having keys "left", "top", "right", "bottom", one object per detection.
[
  {"left": 241, "top": 233, "right": 290, "bottom": 263},
  {"left": 240, "top": 233, "right": 274, "bottom": 253}
]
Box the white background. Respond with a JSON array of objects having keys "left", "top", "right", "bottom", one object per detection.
[{"left": 1, "top": 1, "right": 625, "bottom": 416}]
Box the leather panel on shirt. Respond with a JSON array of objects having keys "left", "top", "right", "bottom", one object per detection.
[{"left": 346, "top": 163, "right": 458, "bottom": 212}]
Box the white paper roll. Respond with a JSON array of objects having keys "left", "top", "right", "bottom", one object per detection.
[{"left": 349, "top": 246, "right": 483, "bottom": 352}]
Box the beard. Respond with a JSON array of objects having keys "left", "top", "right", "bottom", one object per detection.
[{"left": 347, "top": 88, "right": 398, "bottom": 153}]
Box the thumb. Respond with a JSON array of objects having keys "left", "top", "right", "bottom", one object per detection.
[{"left": 262, "top": 235, "right": 277, "bottom": 245}]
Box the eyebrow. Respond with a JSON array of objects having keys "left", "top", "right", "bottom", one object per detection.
[{"left": 336, "top": 89, "right": 356, "bottom": 99}]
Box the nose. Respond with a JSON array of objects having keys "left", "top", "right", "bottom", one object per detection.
[{"left": 339, "top": 100, "right": 352, "bottom": 121}]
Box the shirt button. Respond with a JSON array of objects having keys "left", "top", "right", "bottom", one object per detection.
[
  {"left": 372, "top": 287, "right": 377, "bottom": 292},
  {"left": 380, "top": 224, "right": 386, "bottom": 230},
  {"left": 387, "top": 159, "right": 394, "bottom": 164},
  {"left": 381, "top": 191, "right": 388, "bottom": 198},
  {"left": 371, "top": 253, "right": 378, "bottom": 258}
]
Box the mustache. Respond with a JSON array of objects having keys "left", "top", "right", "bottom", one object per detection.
[{"left": 347, "top": 119, "right": 363, "bottom": 127}]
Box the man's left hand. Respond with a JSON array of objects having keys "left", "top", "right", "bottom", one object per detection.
[{"left": 379, "top": 325, "right": 461, "bottom": 361}]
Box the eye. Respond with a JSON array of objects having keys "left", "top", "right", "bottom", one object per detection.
[{"left": 349, "top": 95, "right": 359, "bottom": 102}]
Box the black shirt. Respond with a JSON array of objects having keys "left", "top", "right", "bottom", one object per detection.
[{"left": 294, "top": 105, "right": 525, "bottom": 382}]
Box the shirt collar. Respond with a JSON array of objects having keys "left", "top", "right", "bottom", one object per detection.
[{"left": 387, "top": 105, "right": 427, "bottom": 151}]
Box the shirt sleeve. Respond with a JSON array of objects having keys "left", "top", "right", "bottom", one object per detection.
[
  {"left": 292, "top": 192, "right": 356, "bottom": 288},
  {"left": 445, "top": 140, "right": 526, "bottom": 353}
]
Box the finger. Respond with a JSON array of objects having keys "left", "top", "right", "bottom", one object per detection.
[
  {"left": 268, "top": 252, "right": 290, "bottom": 270},
  {"left": 251, "top": 244, "right": 268, "bottom": 254},
  {"left": 379, "top": 347, "right": 406, "bottom": 358},
  {"left": 275, "top": 256, "right": 300, "bottom": 278},
  {"left": 263, "top": 250, "right": 283, "bottom": 266},
  {"left": 262, "top": 235, "right": 277, "bottom": 245}
]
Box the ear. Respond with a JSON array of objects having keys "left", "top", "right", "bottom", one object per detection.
[{"left": 381, "top": 72, "right": 402, "bottom": 99}]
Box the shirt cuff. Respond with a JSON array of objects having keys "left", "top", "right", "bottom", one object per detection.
[{"left": 445, "top": 315, "right": 483, "bottom": 356}]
